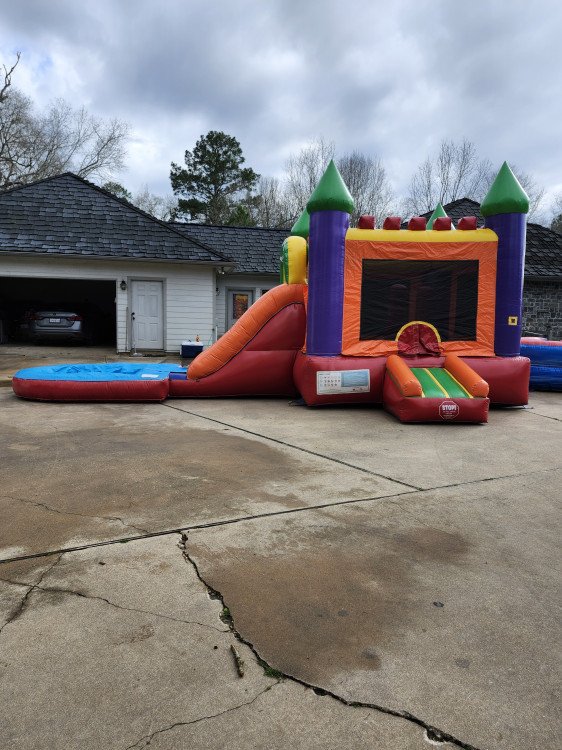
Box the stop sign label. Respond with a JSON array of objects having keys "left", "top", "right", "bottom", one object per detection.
[{"left": 439, "top": 401, "right": 460, "bottom": 420}]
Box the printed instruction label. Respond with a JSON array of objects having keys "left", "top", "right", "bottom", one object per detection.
[{"left": 316, "top": 369, "right": 370, "bottom": 395}]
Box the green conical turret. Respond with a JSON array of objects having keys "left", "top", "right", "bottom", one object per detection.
[
  {"left": 291, "top": 208, "right": 310, "bottom": 239},
  {"left": 481, "top": 162, "right": 529, "bottom": 217},
  {"left": 306, "top": 160, "right": 355, "bottom": 214},
  {"left": 427, "top": 202, "right": 451, "bottom": 230}
]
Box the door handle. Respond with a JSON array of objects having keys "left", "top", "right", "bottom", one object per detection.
[{"left": 131, "top": 312, "right": 135, "bottom": 320}]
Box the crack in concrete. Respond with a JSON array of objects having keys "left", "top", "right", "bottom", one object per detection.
[
  {"left": 123, "top": 683, "right": 276, "bottom": 749},
  {"left": 13, "top": 496, "right": 148, "bottom": 535},
  {"left": 0, "top": 554, "right": 61, "bottom": 636},
  {"left": 179, "top": 533, "right": 483, "bottom": 750},
  {"left": 161, "top": 402, "right": 424, "bottom": 491},
  {"left": 1, "top": 463, "right": 559, "bottom": 568},
  {"left": 0, "top": 574, "right": 228, "bottom": 634}
]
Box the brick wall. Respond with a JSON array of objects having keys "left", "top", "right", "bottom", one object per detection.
[{"left": 522, "top": 280, "right": 562, "bottom": 339}]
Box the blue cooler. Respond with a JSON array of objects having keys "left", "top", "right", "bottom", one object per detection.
[{"left": 181, "top": 341, "right": 204, "bottom": 357}]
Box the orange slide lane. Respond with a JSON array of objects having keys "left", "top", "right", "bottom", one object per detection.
[
  {"left": 188, "top": 284, "right": 306, "bottom": 380},
  {"left": 444, "top": 354, "right": 489, "bottom": 397},
  {"left": 386, "top": 354, "right": 423, "bottom": 396}
]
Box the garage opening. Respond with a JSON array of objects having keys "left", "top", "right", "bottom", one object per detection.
[{"left": 0, "top": 278, "right": 117, "bottom": 345}]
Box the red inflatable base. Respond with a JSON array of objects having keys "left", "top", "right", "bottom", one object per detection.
[
  {"left": 11, "top": 377, "right": 169, "bottom": 402},
  {"left": 293, "top": 352, "right": 386, "bottom": 406},
  {"left": 293, "top": 353, "right": 529, "bottom": 407},
  {"left": 383, "top": 376, "right": 489, "bottom": 424}
]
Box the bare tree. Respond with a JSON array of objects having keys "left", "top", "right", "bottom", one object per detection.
[
  {"left": 283, "top": 138, "right": 335, "bottom": 220},
  {"left": 253, "top": 176, "right": 293, "bottom": 228},
  {"left": 404, "top": 139, "right": 492, "bottom": 216},
  {"left": 133, "top": 185, "right": 178, "bottom": 221},
  {"left": 257, "top": 138, "right": 395, "bottom": 227},
  {"left": 549, "top": 191, "right": 562, "bottom": 233},
  {"left": 1, "top": 52, "right": 20, "bottom": 102},
  {"left": 404, "top": 138, "right": 545, "bottom": 220},
  {"left": 0, "top": 55, "right": 129, "bottom": 189},
  {"left": 497, "top": 166, "right": 545, "bottom": 222},
  {"left": 337, "top": 151, "right": 395, "bottom": 223}
]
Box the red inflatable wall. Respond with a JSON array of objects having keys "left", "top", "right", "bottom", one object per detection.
[{"left": 12, "top": 377, "right": 170, "bottom": 402}]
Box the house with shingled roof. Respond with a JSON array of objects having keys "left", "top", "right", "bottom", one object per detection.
[
  {"left": 0, "top": 173, "right": 233, "bottom": 352},
  {"left": 1, "top": 173, "right": 560, "bottom": 350}
]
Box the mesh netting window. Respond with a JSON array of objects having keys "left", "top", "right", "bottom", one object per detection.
[{"left": 359, "top": 259, "right": 479, "bottom": 341}]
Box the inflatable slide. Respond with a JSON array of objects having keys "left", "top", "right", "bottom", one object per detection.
[{"left": 169, "top": 283, "right": 306, "bottom": 398}]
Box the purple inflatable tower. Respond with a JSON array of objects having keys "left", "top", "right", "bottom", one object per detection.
[
  {"left": 305, "top": 161, "right": 355, "bottom": 356},
  {"left": 481, "top": 162, "right": 530, "bottom": 357}
]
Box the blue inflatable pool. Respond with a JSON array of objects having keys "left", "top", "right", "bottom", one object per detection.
[{"left": 12, "top": 362, "right": 186, "bottom": 401}]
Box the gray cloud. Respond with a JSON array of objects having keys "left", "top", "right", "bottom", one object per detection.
[{"left": 1, "top": 0, "right": 560, "bottom": 209}]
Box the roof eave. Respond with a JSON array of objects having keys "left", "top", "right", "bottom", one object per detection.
[{"left": 0, "top": 250, "right": 236, "bottom": 267}]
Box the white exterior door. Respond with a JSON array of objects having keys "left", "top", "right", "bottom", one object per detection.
[{"left": 131, "top": 280, "right": 164, "bottom": 350}]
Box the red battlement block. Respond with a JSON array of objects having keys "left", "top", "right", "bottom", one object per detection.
[
  {"left": 408, "top": 217, "right": 427, "bottom": 231},
  {"left": 383, "top": 216, "right": 402, "bottom": 229},
  {"left": 358, "top": 215, "right": 376, "bottom": 229}
]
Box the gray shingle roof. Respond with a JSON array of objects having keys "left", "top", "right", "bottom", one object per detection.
[
  {"left": 172, "top": 222, "right": 289, "bottom": 274},
  {"left": 0, "top": 173, "right": 228, "bottom": 263},
  {"left": 422, "top": 198, "right": 562, "bottom": 280},
  {"left": 177, "top": 201, "right": 561, "bottom": 280}
]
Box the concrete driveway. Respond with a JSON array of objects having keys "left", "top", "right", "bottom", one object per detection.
[{"left": 0, "top": 388, "right": 560, "bottom": 749}]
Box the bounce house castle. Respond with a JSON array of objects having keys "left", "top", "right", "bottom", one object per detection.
[{"left": 13, "top": 160, "right": 538, "bottom": 424}]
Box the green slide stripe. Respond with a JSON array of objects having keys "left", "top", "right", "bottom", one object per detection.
[
  {"left": 410, "top": 367, "right": 470, "bottom": 399},
  {"left": 410, "top": 368, "right": 446, "bottom": 398},
  {"left": 433, "top": 369, "right": 470, "bottom": 399}
]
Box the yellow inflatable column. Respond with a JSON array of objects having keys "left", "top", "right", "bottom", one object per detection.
[{"left": 280, "top": 235, "right": 307, "bottom": 285}]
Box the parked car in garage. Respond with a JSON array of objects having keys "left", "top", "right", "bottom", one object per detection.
[{"left": 18, "top": 308, "right": 91, "bottom": 343}]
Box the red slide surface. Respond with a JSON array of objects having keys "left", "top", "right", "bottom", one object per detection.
[{"left": 169, "top": 284, "right": 306, "bottom": 398}]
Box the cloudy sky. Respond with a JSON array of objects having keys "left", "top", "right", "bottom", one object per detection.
[{"left": 1, "top": 0, "right": 560, "bottom": 214}]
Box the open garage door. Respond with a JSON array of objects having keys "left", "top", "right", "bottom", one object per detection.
[{"left": 0, "top": 277, "right": 117, "bottom": 345}]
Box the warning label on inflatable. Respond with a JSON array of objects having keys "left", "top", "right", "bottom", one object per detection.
[
  {"left": 316, "top": 369, "right": 370, "bottom": 395},
  {"left": 439, "top": 401, "right": 460, "bottom": 420}
]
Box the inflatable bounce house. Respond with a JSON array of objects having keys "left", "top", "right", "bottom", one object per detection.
[{"left": 14, "top": 160, "right": 546, "bottom": 423}]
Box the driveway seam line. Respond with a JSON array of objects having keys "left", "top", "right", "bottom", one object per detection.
[
  {"left": 0, "top": 465, "right": 559, "bottom": 566},
  {"left": 524, "top": 409, "right": 561, "bottom": 422},
  {"left": 160, "top": 402, "right": 422, "bottom": 490},
  {"left": 0, "top": 489, "right": 417, "bottom": 565}
]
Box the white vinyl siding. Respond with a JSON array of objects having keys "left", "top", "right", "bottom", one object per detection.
[
  {"left": 215, "top": 273, "right": 278, "bottom": 337},
  {"left": 0, "top": 254, "right": 215, "bottom": 353}
]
